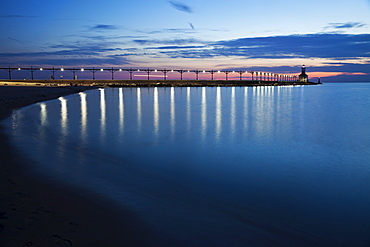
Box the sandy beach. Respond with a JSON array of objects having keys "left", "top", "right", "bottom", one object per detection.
[{"left": 0, "top": 84, "right": 166, "bottom": 246}]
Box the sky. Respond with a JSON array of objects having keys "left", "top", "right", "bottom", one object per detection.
[{"left": 1, "top": 0, "right": 370, "bottom": 81}]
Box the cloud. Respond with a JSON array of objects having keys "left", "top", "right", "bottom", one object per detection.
[
  {"left": 227, "top": 63, "right": 370, "bottom": 74},
  {"left": 157, "top": 33, "right": 370, "bottom": 60},
  {"left": 0, "top": 15, "right": 37, "bottom": 18},
  {"left": 136, "top": 28, "right": 197, "bottom": 35},
  {"left": 152, "top": 45, "right": 206, "bottom": 50},
  {"left": 168, "top": 1, "right": 193, "bottom": 13},
  {"left": 326, "top": 22, "right": 366, "bottom": 29},
  {"left": 0, "top": 38, "right": 131, "bottom": 66},
  {"left": 0, "top": 50, "right": 130, "bottom": 66},
  {"left": 8, "top": 37, "right": 24, "bottom": 44},
  {"left": 90, "top": 24, "right": 118, "bottom": 31},
  {"left": 133, "top": 38, "right": 205, "bottom": 46}
]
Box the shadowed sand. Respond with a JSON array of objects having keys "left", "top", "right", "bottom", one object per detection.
[{"left": 0, "top": 85, "right": 169, "bottom": 246}]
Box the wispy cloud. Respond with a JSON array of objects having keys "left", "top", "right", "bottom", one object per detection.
[
  {"left": 136, "top": 28, "right": 197, "bottom": 35},
  {"left": 133, "top": 38, "right": 205, "bottom": 46},
  {"left": 8, "top": 37, "right": 24, "bottom": 44},
  {"left": 156, "top": 33, "right": 370, "bottom": 60},
  {"left": 90, "top": 24, "right": 119, "bottom": 31},
  {"left": 168, "top": 1, "right": 193, "bottom": 13},
  {"left": 0, "top": 15, "right": 37, "bottom": 18},
  {"left": 0, "top": 49, "right": 130, "bottom": 66},
  {"left": 326, "top": 22, "right": 366, "bottom": 29}
]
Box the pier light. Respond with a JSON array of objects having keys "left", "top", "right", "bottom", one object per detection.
[
  {"left": 81, "top": 68, "right": 84, "bottom": 72},
  {"left": 100, "top": 69, "right": 104, "bottom": 71},
  {"left": 203, "top": 70, "right": 206, "bottom": 73},
  {"left": 18, "top": 68, "right": 21, "bottom": 70},
  {"left": 154, "top": 69, "right": 157, "bottom": 72},
  {"left": 119, "top": 69, "right": 122, "bottom": 72},
  {"left": 217, "top": 70, "right": 220, "bottom": 73},
  {"left": 171, "top": 70, "right": 174, "bottom": 72},
  {"left": 187, "top": 70, "right": 190, "bottom": 73},
  {"left": 137, "top": 69, "right": 140, "bottom": 72},
  {"left": 61, "top": 68, "right": 64, "bottom": 71},
  {"left": 40, "top": 68, "right": 43, "bottom": 71},
  {"left": 232, "top": 71, "right": 235, "bottom": 73}
]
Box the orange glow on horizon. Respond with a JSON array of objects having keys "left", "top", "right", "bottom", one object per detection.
[{"left": 307, "top": 72, "right": 368, "bottom": 78}]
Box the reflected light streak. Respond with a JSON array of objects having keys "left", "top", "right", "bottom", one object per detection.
[
  {"left": 170, "top": 87, "right": 175, "bottom": 138},
  {"left": 37, "top": 103, "right": 47, "bottom": 157},
  {"left": 99, "top": 89, "right": 106, "bottom": 138},
  {"left": 231, "top": 87, "right": 236, "bottom": 136},
  {"left": 154, "top": 87, "right": 159, "bottom": 136},
  {"left": 39, "top": 103, "right": 47, "bottom": 126},
  {"left": 243, "top": 87, "right": 249, "bottom": 135},
  {"left": 137, "top": 88, "right": 142, "bottom": 132},
  {"left": 59, "top": 97, "right": 68, "bottom": 135},
  {"left": 201, "top": 87, "right": 207, "bottom": 140},
  {"left": 187, "top": 87, "right": 191, "bottom": 134},
  {"left": 215, "top": 87, "right": 222, "bottom": 141},
  {"left": 79, "top": 92, "right": 87, "bottom": 141},
  {"left": 58, "top": 97, "right": 68, "bottom": 162},
  {"left": 119, "top": 88, "right": 124, "bottom": 135},
  {"left": 255, "top": 86, "right": 274, "bottom": 138}
]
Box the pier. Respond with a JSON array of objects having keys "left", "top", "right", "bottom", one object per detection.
[{"left": 1, "top": 66, "right": 299, "bottom": 82}]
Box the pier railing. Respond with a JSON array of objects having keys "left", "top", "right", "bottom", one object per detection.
[{"left": 0, "top": 66, "right": 298, "bottom": 82}]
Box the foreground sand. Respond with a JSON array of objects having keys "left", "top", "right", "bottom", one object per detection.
[{"left": 0, "top": 85, "right": 166, "bottom": 246}]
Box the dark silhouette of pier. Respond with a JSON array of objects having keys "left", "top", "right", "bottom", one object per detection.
[{"left": 1, "top": 66, "right": 299, "bottom": 82}]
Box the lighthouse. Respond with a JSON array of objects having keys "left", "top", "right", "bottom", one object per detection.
[{"left": 298, "top": 65, "right": 308, "bottom": 82}]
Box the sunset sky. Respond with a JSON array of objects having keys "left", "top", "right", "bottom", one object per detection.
[{"left": 1, "top": 0, "right": 369, "bottom": 81}]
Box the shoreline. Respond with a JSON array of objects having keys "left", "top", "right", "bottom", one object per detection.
[{"left": 0, "top": 86, "right": 168, "bottom": 246}]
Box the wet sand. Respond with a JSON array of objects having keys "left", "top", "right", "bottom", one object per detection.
[{"left": 0, "top": 85, "right": 167, "bottom": 246}]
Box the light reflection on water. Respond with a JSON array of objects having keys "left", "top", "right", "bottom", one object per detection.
[
  {"left": 79, "top": 92, "right": 87, "bottom": 141},
  {"left": 118, "top": 88, "right": 124, "bottom": 137},
  {"left": 136, "top": 88, "right": 141, "bottom": 134},
  {"left": 170, "top": 87, "right": 175, "bottom": 139},
  {"left": 40, "top": 103, "right": 47, "bottom": 126},
  {"left": 5, "top": 84, "right": 370, "bottom": 246},
  {"left": 201, "top": 87, "right": 207, "bottom": 140},
  {"left": 58, "top": 97, "right": 68, "bottom": 136},
  {"left": 215, "top": 87, "right": 221, "bottom": 141},
  {"left": 99, "top": 88, "right": 106, "bottom": 141},
  {"left": 153, "top": 87, "right": 159, "bottom": 137}
]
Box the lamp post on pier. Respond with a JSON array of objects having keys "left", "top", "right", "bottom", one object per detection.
[
  {"left": 238, "top": 71, "right": 244, "bottom": 80},
  {"left": 162, "top": 68, "right": 168, "bottom": 80},
  {"left": 146, "top": 68, "right": 150, "bottom": 80},
  {"left": 224, "top": 71, "right": 230, "bottom": 80},
  {"left": 5, "top": 66, "right": 16, "bottom": 80},
  {"left": 50, "top": 67, "right": 56, "bottom": 80},
  {"left": 179, "top": 70, "right": 184, "bottom": 80},
  {"left": 210, "top": 70, "right": 215, "bottom": 80},
  {"left": 107, "top": 67, "right": 116, "bottom": 80},
  {"left": 87, "top": 67, "right": 99, "bottom": 80}
]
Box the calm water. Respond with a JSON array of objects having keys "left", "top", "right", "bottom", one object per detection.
[{"left": 4, "top": 83, "right": 370, "bottom": 246}]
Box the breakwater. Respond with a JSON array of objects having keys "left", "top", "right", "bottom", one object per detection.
[{"left": 0, "top": 79, "right": 318, "bottom": 87}]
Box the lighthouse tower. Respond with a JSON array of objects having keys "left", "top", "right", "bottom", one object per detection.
[{"left": 298, "top": 65, "right": 308, "bottom": 82}]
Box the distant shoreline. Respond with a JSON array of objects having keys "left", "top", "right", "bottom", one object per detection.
[{"left": 0, "top": 79, "right": 319, "bottom": 87}]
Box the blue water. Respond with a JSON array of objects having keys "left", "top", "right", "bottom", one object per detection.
[{"left": 3, "top": 84, "right": 370, "bottom": 246}]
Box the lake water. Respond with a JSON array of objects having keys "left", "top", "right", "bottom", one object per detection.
[{"left": 4, "top": 83, "right": 370, "bottom": 246}]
